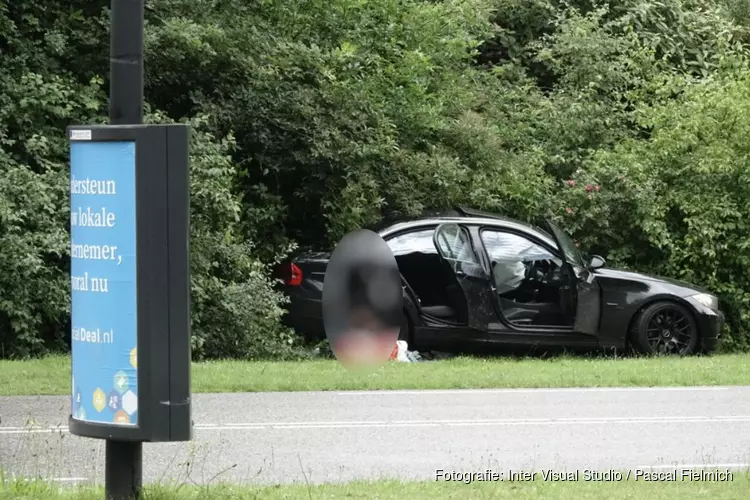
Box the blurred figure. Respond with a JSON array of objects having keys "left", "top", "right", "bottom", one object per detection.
[{"left": 323, "top": 229, "right": 402, "bottom": 370}]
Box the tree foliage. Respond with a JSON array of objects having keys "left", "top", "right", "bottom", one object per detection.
[{"left": 1, "top": 0, "right": 749, "bottom": 357}]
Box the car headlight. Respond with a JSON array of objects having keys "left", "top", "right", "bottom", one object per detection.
[{"left": 689, "top": 293, "right": 719, "bottom": 310}]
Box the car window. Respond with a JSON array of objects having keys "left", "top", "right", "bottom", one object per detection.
[
  {"left": 386, "top": 228, "right": 436, "bottom": 256},
  {"left": 480, "top": 230, "right": 560, "bottom": 265},
  {"left": 435, "top": 224, "right": 472, "bottom": 263},
  {"left": 434, "top": 223, "right": 484, "bottom": 277},
  {"left": 480, "top": 230, "right": 562, "bottom": 294},
  {"left": 545, "top": 221, "right": 585, "bottom": 268}
]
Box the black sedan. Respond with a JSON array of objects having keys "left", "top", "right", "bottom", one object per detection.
[{"left": 276, "top": 207, "right": 725, "bottom": 355}]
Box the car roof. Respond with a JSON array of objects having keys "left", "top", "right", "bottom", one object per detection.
[
  {"left": 375, "top": 206, "right": 558, "bottom": 248},
  {"left": 369, "top": 206, "right": 525, "bottom": 229}
]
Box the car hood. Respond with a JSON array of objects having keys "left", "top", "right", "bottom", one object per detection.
[{"left": 594, "top": 267, "right": 709, "bottom": 295}]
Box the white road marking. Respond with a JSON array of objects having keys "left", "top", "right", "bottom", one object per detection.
[
  {"left": 336, "top": 386, "right": 735, "bottom": 396},
  {"left": 3, "top": 415, "right": 750, "bottom": 434},
  {"left": 208, "top": 416, "right": 750, "bottom": 430},
  {"left": 2, "top": 476, "right": 89, "bottom": 483}
]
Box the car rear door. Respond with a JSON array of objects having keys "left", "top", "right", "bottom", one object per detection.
[
  {"left": 432, "top": 223, "right": 494, "bottom": 332},
  {"left": 543, "top": 220, "right": 601, "bottom": 336}
]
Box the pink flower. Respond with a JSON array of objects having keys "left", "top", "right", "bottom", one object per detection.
[
  {"left": 565, "top": 207, "right": 573, "bottom": 214},
  {"left": 586, "top": 184, "right": 593, "bottom": 192},
  {"left": 594, "top": 185, "right": 601, "bottom": 192},
  {"left": 567, "top": 179, "right": 576, "bottom": 187}
]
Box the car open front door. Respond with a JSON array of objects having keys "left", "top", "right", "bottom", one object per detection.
[
  {"left": 433, "top": 223, "right": 494, "bottom": 332},
  {"left": 543, "top": 220, "right": 601, "bottom": 336}
]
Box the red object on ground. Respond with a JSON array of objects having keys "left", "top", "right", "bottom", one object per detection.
[{"left": 389, "top": 344, "right": 398, "bottom": 360}]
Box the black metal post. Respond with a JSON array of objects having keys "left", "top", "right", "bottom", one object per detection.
[
  {"left": 105, "top": 441, "right": 143, "bottom": 499},
  {"left": 106, "top": 1, "right": 144, "bottom": 499},
  {"left": 110, "top": 0, "right": 144, "bottom": 126}
]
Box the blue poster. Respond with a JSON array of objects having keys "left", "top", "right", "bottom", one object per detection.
[{"left": 70, "top": 141, "right": 138, "bottom": 426}]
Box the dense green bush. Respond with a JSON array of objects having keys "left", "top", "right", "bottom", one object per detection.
[
  {"left": 0, "top": 72, "right": 103, "bottom": 357},
  {"left": 2, "top": 0, "right": 750, "bottom": 357},
  {"left": 0, "top": 106, "right": 301, "bottom": 359},
  {"left": 174, "top": 114, "right": 300, "bottom": 360},
  {"left": 0, "top": 1, "right": 109, "bottom": 357},
  {"left": 144, "top": 0, "right": 499, "bottom": 245},
  {"left": 0, "top": 2, "right": 304, "bottom": 360}
]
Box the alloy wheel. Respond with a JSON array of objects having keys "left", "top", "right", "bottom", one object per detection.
[{"left": 645, "top": 306, "right": 695, "bottom": 355}]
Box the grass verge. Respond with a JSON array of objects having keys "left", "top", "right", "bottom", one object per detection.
[
  {"left": 3, "top": 472, "right": 750, "bottom": 500},
  {"left": 1, "top": 353, "right": 749, "bottom": 396}
]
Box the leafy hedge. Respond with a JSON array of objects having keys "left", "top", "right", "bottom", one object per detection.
[{"left": 1, "top": 0, "right": 749, "bottom": 358}]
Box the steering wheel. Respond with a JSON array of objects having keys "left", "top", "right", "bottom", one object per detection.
[{"left": 523, "top": 260, "right": 544, "bottom": 282}]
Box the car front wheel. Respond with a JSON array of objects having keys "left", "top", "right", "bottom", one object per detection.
[{"left": 629, "top": 301, "right": 700, "bottom": 355}]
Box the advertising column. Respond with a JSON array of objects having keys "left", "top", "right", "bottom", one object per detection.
[{"left": 70, "top": 139, "right": 138, "bottom": 426}]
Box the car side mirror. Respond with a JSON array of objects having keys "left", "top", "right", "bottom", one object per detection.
[{"left": 588, "top": 255, "right": 606, "bottom": 269}]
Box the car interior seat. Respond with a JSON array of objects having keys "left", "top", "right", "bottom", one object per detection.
[
  {"left": 498, "top": 295, "right": 566, "bottom": 325},
  {"left": 420, "top": 258, "right": 467, "bottom": 322}
]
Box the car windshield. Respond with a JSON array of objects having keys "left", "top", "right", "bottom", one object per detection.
[{"left": 546, "top": 220, "right": 585, "bottom": 268}]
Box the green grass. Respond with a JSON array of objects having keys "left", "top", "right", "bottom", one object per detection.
[
  {"left": 1, "top": 353, "right": 749, "bottom": 396},
  {"left": 3, "top": 473, "right": 750, "bottom": 499}
]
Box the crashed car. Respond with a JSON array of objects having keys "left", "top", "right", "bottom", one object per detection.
[{"left": 276, "top": 207, "right": 724, "bottom": 355}]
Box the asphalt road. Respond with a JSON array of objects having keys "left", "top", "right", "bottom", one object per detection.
[{"left": 2, "top": 386, "right": 750, "bottom": 486}]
